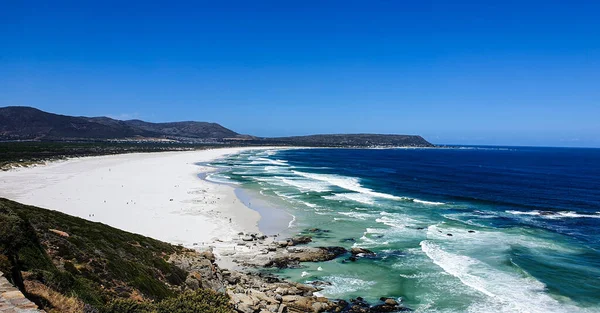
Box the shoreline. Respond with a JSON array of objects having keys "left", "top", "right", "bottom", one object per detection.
[
  {"left": 0, "top": 146, "right": 413, "bottom": 311},
  {"left": 234, "top": 187, "right": 295, "bottom": 237},
  {"left": 0, "top": 147, "right": 284, "bottom": 256}
]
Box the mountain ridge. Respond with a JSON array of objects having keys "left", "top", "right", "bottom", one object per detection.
[
  {"left": 0, "top": 106, "right": 434, "bottom": 147},
  {"left": 0, "top": 106, "right": 243, "bottom": 142}
]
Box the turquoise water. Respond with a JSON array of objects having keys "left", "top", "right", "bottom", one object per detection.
[{"left": 207, "top": 147, "right": 600, "bottom": 313}]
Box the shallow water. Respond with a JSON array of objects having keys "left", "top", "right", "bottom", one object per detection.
[{"left": 208, "top": 147, "right": 600, "bottom": 312}]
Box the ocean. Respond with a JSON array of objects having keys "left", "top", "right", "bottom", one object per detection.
[{"left": 207, "top": 147, "right": 600, "bottom": 313}]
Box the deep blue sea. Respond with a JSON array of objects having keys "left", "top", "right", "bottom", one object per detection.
[{"left": 208, "top": 146, "right": 600, "bottom": 313}]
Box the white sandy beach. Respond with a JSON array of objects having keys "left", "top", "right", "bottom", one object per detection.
[{"left": 0, "top": 147, "right": 271, "bottom": 249}]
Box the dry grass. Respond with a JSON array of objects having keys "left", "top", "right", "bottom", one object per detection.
[{"left": 24, "top": 280, "right": 85, "bottom": 313}]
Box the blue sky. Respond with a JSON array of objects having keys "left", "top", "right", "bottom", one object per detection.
[{"left": 1, "top": 1, "right": 599, "bottom": 147}]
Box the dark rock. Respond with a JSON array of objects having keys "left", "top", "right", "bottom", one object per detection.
[
  {"left": 468, "top": 230, "right": 475, "bottom": 233},
  {"left": 292, "top": 246, "right": 347, "bottom": 262},
  {"left": 446, "top": 233, "right": 453, "bottom": 236},
  {"left": 309, "top": 280, "right": 333, "bottom": 287},
  {"left": 266, "top": 246, "right": 347, "bottom": 268},
  {"left": 351, "top": 247, "right": 375, "bottom": 256},
  {"left": 332, "top": 296, "right": 412, "bottom": 313},
  {"left": 276, "top": 241, "right": 290, "bottom": 247},
  {"left": 264, "top": 256, "right": 302, "bottom": 269},
  {"left": 371, "top": 304, "right": 409, "bottom": 312},
  {"left": 287, "top": 236, "right": 312, "bottom": 246}
]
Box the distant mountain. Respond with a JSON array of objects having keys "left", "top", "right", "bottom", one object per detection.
[
  {"left": 253, "top": 133, "right": 434, "bottom": 147},
  {"left": 0, "top": 106, "right": 242, "bottom": 142},
  {"left": 0, "top": 106, "right": 434, "bottom": 147},
  {"left": 124, "top": 119, "right": 239, "bottom": 140}
]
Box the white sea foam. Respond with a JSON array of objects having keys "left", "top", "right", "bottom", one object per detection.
[
  {"left": 557, "top": 211, "right": 600, "bottom": 218},
  {"left": 441, "top": 213, "right": 489, "bottom": 227},
  {"left": 420, "top": 240, "right": 590, "bottom": 313},
  {"left": 205, "top": 174, "right": 241, "bottom": 185},
  {"left": 249, "top": 157, "right": 289, "bottom": 166},
  {"left": 398, "top": 272, "right": 441, "bottom": 279},
  {"left": 273, "top": 190, "right": 298, "bottom": 200},
  {"left": 425, "top": 224, "right": 576, "bottom": 258},
  {"left": 365, "top": 227, "right": 386, "bottom": 234},
  {"left": 288, "top": 214, "right": 297, "bottom": 228},
  {"left": 506, "top": 210, "right": 546, "bottom": 216},
  {"left": 292, "top": 171, "right": 405, "bottom": 200},
  {"left": 377, "top": 211, "right": 425, "bottom": 228},
  {"left": 298, "top": 200, "right": 317, "bottom": 208},
  {"left": 323, "top": 193, "right": 375, "bottom": 205},
  {"left": 278, "top": 176, "right": 331, "bottom": 192},
  {"left": 338, "top": 211, "right": 374, "bottom": 220},
  {"left": 264, "top": 166, "right": 286, "bottom": 173},
  {"left": 251, "top": 176, "right": 288, "bottom": 187},
  {"left": 356, "top": 216, "right": 425, "bottom": 247},
  {"left": 315, "top": 276, "right": 377, "bottom": 296},
  {"left": 506, "top": 210, "right": 600, "bottom": 219},
  {"left": 264, "top": 170, "right": 446, "bottom": 206},
  {"left": 413, "top": 199, "right": 445, "bottom": 205}
]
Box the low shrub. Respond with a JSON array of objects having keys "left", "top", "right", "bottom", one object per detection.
[{"left": 104, "top": 289, "right": 233, "bottom": 313}]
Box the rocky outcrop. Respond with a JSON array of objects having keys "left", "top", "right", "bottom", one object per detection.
[
  {"left": 223, "top": 270, "right": 337, "bottom": 313},
  {"left": 336, "top": 297, "right": 411, "bottom": 312},
  {"left": 220, "top": 269, "right": 411, "bottom": 313},
  {"left": 167, "top": 248, "right": 340, "bottom": 313},
  {"left": 168, "top": 249, "right": 225, "bottom": 292},
  {"left": 196, "top": 232, "right": 412, "bottom": 313},
  {"left": 287, "top": 236, "right": 313, "bottom": 246},
  {"left": 265, "top": 247, "right": 348, "bottom": 269}
]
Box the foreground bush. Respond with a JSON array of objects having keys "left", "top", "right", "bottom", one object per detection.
[{"left": 104, "top": 289, "right": 233, "bottom": 313}]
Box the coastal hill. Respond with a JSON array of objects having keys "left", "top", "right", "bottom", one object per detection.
[
  {"left": 256, "top": 134, "right": 433, "bottom": 148},
  {"left": 0, "top": 106, "right": 245, "bottom": 142},
  {"left": 0, "top": 106, "right": 434, "bottom": 147},
  {"left": 0, "top": 198, "right": 408, "bottom": 312}
]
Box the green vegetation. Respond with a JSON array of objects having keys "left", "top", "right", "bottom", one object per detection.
[
  {"left": 0, "top": 198, "right": 234, "bottom": 313},
  {"left": 0, "top": 141, "right": 199, "bottom": 170},
  {"left": 105, "top": 289, "right": 232, "bottom": 313}
]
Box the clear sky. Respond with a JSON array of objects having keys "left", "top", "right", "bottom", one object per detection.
[{"left": 1, "top": 1, "right": 599, "bottom": 147}]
